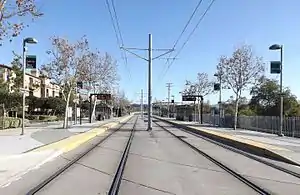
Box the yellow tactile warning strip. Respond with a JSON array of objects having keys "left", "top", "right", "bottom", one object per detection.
[
  {"left": 190, "top": 126, "right": 290, "bottom": 151},
  {"left": 169, "top": 120, "right": 290, "bottom": 152},
  {"left": 30, "top": 115, "right": 132, "bottom": 154}
]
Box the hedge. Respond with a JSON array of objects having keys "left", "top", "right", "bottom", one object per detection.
[
  {"left": 39, "top": 115, "right": 58, "bottom": 122},
  {"left": 26, "top": 115, "right": 58, "bottom": 122},
  {"left": 0, "top": 117, "right": 25, "bottom": 129}
]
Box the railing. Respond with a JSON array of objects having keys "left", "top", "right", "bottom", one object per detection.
[{"left": 199, "top": 114, "right": 300, "bottom": 138}]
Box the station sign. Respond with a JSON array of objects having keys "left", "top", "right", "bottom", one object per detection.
[
  {"left": 214, "top": 83, "right": 220, "bottom": 91},
  {"left": 182, "top": 95, "right": 196, "bottom": 101},
  {"left": 26, "top": 55, "right": 37, "bottom": 69},
  {"left": 270, "top": 61, "right": 281, "bottom": 74},
  {"left": 96, "top": 93, "right": 112, "bottom": 100}
]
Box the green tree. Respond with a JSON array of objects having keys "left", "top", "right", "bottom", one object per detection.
[
  {"left": 44, "top": 97, "right": 66, "bottom": 115},
  {"left": 249, "top": 77, "right": 300, "bottom": 116},
  {"left": 0, "top": 91, "right": 22, "bottom": 111},
  {"left": 0, "top": 78, "right": 9, "bottom": 92},
  {"left": 10, "top": 57, "right": 23, "bottom": 93}
]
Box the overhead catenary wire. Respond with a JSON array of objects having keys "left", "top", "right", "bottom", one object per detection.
[
  {"left": 171, "top": 0, "right": 204, "bottom": 50},
  {"left": 161, "top": 0, "right": 217, "bottom": 79},
  {"left": 158, "top": 0, "right": 204, "bottom": 81},
  {"left": 105, "top": 0, "right": 131, "bottom": 79}
]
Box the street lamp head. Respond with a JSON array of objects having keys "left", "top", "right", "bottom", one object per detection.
[
  {"left": 269, "top": 44, "right": 281, "bottom": 50},
  {"left": 24, "top": 37, "right": 38, "bottom": 44},
  {"left": 213, "top": 73, "right": 218, "bottom": 77}
]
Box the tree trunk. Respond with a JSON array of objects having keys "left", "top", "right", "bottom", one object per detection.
[
  {"left": 234, "top": 95, "right": 239, "bottom": 130},
  {"left": 197, "top": 98, "right": 200, "bottom": 123},
  {"left": 63, "top": 91, "right": 72, "bottom": 128}
]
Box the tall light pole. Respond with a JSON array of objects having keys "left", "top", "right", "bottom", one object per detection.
[
  {"left": 171, "top": 95, "right": 175, "bottom": 117},
  {"left": 269, "top": 44, "right": 284, "bottom": 137},
  {"left": 214, "top": 72, "right": 222, "bottom": 126},
  {"left": 21, "top": 37, "right": 38, "bottom": 135}
]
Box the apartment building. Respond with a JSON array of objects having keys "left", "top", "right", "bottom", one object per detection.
[{"left": 0, "top": 64, "right": 61, "bottom": 98}]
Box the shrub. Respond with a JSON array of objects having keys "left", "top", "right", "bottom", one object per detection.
[
  {"left": 0, "top": 117, "right": 23, "bottom": 129},
  {"left": 26, "top": 115, "right": 40, "bottom": 120},
  {"left": 39, "top": 115, "right": 58, "bottom": 122}
]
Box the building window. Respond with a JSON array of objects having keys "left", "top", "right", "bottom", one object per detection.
[
  {"left": 52, "top": 91, "right": 55, "bottom": 97},
  {"left": 29, "top": 90, "right": 34, "bottom": 96},
  {"left": 46, "top": 89, "right": 49, "bottom": 97}
]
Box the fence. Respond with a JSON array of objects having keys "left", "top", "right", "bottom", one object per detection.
[{"left": 200, "top": 114, "right": 300, "bottom": 138}]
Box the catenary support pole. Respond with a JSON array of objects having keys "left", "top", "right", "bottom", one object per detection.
[{"left": 148, "top": 34, "right": 152, "bottom": 130}]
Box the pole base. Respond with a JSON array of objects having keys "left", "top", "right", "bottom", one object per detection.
[{"left": 277, "top": 133, "right": 284, "bottom": 137}]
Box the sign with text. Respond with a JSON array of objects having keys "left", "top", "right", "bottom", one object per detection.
[
  {"left": 96, "top": 93, "right": 112, "bottom": 100},
  {"left": 26, "top": 55, "right": 37, "bottom": 69},
  {"left": 182, "top": 95, "right": 196, "bottom": 101},
  {"left": 270, "top": 61, "right": 281, "bottom": 74}
]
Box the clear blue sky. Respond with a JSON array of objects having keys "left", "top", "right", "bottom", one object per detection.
[{"left": 0, "top": 0, "right": 299, "bottom": 104}]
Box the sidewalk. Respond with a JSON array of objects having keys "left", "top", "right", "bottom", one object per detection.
[
  {"left": 156, "top": 116, "right": 300, "bottom": 166},
  {"left": 0, "top": 118, "right": 117, "bottom": 155}
]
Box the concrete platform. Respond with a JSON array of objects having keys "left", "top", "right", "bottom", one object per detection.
[
  {"left": 0, "top": 115, "right": 133, "bottom": 188},
  {"left": 155, "top": 116, "right": 300, "bottom": 166}
]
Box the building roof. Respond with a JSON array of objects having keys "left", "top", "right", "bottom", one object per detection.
[{"left": 0, "top": 64, "right": 52, "bottom": 81}]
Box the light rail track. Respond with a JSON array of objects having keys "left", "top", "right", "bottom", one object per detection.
[
  {"left": 26, "top": 115, "right": 138, "bottom": 195},
  {"left": 156, "top": 117, "right": 300, "bottom": 179},
  {"left": 153, "top": 119, "right": 272, "bottom": 195},
  {"left": 108, "top": 116, "right": 137, "bottom": 195}
]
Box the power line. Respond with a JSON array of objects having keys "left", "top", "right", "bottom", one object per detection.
[
  {"left": 111, "top": 0, "right": 127, "bottom": 60},
  {"left": 162, "top": 0, "right": 216, "bottom": 79},
  {"left": 158, "top": 0, "right": 204, "bottom": 82},
  {"left": 105, "top": 0, "right": 131, "bottom": 78},
  {"left": 171, "top": 0, "right": 204, "bottom": 50},
  {"left": 105, "top": 0, "right": 120, "bottom": 47}
]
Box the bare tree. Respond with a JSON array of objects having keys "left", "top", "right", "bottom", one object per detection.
[
  {"left": 42, "top": 36, "right": 90, "bottom": 128},
  {"left": 0, "top": 0, "right": 43, "bottom": 45},
  {"left": 184, "top": 72, "right": 214, "bottom": 122},
  {"left": 79, "top": 51, "right": 119, "bottom": 95},
  {"left": 92, "top": 52, "right": 119, "bottom": 93},
  {"left": 217, "top": 44, "right": 264, "bottom": 130}
]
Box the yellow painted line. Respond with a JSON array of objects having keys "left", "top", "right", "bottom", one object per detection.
[
  {"left": 188, "top": 126, "right": 290, "bottom": 151},
  {"left": 30, "top": 115, "right": 133, "bottom": 154}
]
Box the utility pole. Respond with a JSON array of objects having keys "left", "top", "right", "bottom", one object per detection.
[
  {"left": 121, "top": 34, "right": 174, "bottom": 130},
  {"left": 166, "top": 83, "right": 173, "bottom": 118},
  {"left": 148, "top": 34, "right": 152, "bottom": 128},
  {"left": 141, "top": 89, "right": 144, "bottom": 118},
  {"left": 136, "top": 89, "right": 147, "bottom": 119}
]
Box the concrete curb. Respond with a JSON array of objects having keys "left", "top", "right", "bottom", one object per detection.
[{"left": 155, "top": 116, "right": 300, "bottom": 166}]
